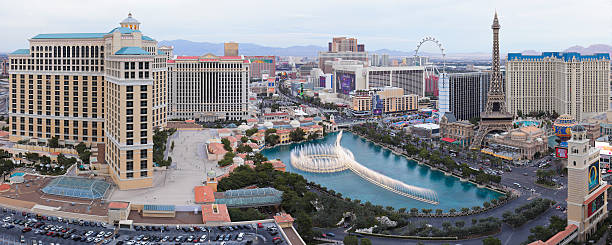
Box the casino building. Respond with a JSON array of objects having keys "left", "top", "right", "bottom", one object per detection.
[
  {"left": 506, "top": 52, "right": 610, "bottom": 121},
  {"left": 8, "top": 14, "right": 168, "bottom": 190},
  {"left": 167, "top": 54, "right": 249, "bottom": 122}
]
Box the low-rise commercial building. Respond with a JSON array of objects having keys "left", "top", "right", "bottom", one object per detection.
[
  {"left": 351, "top": 87, "right": 419, "bottom": 115},
  {"left": 439, "top": 112, "right": 475, "bottom": 147},
  {"left": 486, "top": 126, "right": 548, "bottom": 160}
]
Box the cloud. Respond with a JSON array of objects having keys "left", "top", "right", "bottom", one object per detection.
[{"left": 0, "top": 0, "right": 610, "bottom": 53}]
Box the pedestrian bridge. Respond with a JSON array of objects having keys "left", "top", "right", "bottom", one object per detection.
[{"left": 290, "top": 131, "right": 439, "bottom": 205}]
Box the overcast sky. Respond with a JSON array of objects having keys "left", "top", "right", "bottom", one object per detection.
[{"left": 1, "top": 0, "right": 611, "bottom": 53}]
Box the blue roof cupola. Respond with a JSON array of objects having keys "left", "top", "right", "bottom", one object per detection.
[{"left": 120, "top": 13, "right": 140, "bottom": 30}]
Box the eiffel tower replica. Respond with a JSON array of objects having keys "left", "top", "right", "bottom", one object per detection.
[{"left": 469, "top": 12, "right": 513, "bottom": 150}]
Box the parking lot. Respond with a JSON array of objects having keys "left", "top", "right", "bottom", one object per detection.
[{"left": 0, "top": 207, "right": 286, "bottom": 245}]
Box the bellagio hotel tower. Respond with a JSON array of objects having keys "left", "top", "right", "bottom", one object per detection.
[{"left": 7, "top": 14, "right": 167, "bottom": 190}]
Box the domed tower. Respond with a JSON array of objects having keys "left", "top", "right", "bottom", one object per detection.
[
  {"left": 566, "top": 124, "right": 608, "bottom": 242},
  {"left": 206, "top": 170, "right": 218, "bottom": 192},
  {"left": 120, "top": 13, "right": 141, "bottom": 30}
]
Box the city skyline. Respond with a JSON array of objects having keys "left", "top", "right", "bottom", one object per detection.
[{"left": 1, "top": 0, "right": 611, "bottom": 54}]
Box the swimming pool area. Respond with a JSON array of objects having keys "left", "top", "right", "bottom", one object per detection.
[
  {"left": 10, "top": 172, "right": 25, "bottom": 178},
  {"left": 514, "top": 120, "right": 540, "bottom": 127},
  {"left": 262, "top": 132, "right": 503, "bottom": 211}
]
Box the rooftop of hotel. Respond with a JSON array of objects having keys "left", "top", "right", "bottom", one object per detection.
[
  {"left": 115, "top": 47, "right": 150, "bottom": 55},
  {"left": 507, "top": 52, "right": 610, "bottom": 61}
]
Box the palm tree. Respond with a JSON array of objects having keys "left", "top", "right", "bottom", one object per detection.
[
  {"left": 449, "top": 208, "right": 456, "bottom": 214},
  {"left": 461, "top": 207, "right": 470, "bottom": 214},
  {"left": 435, "top": 209, "right": 443, "bottom": 215}
]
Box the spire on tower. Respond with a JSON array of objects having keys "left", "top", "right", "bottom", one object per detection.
[{"left": 492, "top": 11, "right": 500, "bottom": 29}]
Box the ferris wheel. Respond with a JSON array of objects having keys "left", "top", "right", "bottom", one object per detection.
[
  {"left": 414, "top": 36, "right": 446, "bottom": 75},
  {"left": 414, "top": 36, "right": 449, "bottom": 115}
]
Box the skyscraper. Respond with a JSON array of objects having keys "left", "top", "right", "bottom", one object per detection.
[
  {"left": 506, "top": 52, "right": 610, "bottom": 121},
  {"left": 319, "top": 37, "right": 367, "bottom": 73},
  {"left": 224, "top": 42, "right": 239, "bottom": 56},
  {"left": 167, "top": 54, "right": 249, "bottom": 121},
  {"left": 8, "top": 13, "right": 168, "bottom": 190},
  {"left": 449, "top": 72, "right": 490, "bottom": 121}
]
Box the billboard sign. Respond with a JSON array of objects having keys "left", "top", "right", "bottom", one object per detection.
[
  {"left": 372, "top": 94, "right": 383, "bottom": 115},
  {"left": 319, "top": 76, "right": 326, "bottom": 88},
  {"left": 555, "top": 147, "right": 568, "bottom": 159},
  {"left": 338, "top": 73, "right": 355, "bottom": 95},
  {"left": 587, "top": 191, "right": 605, "bottom": 217},
  {"left": 588, "top": 160, "right": 600, "bottom": 192}
]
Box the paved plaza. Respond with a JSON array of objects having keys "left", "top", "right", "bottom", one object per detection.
[{"left": 109, "top": 129, "right": 227, "bottom": 205}]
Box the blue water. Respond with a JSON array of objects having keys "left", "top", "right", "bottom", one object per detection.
[
  {"left": 261, "top": 131, "right": 502, "bottom": 211},
  {"left": 10, "top": 172, "right": 25, "bottom": 177},
  {"left": 515, "top": 120, "right": 540, "bottom": 127}
]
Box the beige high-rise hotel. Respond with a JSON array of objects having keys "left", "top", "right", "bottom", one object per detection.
[
  {"left": 8, "top": 14, "right": 168, "bottom": 190},
  {"left": 506, "top": 52, "right": 610, "bottom": 121}
]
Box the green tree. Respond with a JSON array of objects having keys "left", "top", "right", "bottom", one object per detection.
[
  {"left": 245, "top": 128, "right": 258, "bottom": 136},
  {"left": 449, "top": 208, "right": 456, "bottom": 214},
  {"left": 483, "top": 201, "right": 491, "bottom": 209},
  {"left": 398, "top": 208, "right": 406, "bottom": 213},
  {"left": 482, "top": 236, "right": 501, "bottom": 245},
  {"left": 75, "top": 142, "right": 87, "bottom": 154},
  {"left": 455, "top": 220, "right": 465, "bottom": 228},
  {"left": 343, "top": 235, "right": 358, "bottom": 245},
  {"left": 228, "top": 208, "right": 266, "bottom": 221},
  {"left": 221, "top": 138, "right": 232, "bottom": 152},
  {"left": 48, "top": 136, "right": 60, "bottom": 148},
  {"left": 469, "top": 117, "right": 480, "bottom": 126},
  {"left": 241, "top": 136, "right": 249, "bottom": 143},
  {"left": 265, "top": 134, "right": 280, "bottom": 146},
  {"left": 236, "top": 144, "right": 253, "bottom": 153},
  {"left": 290, "top": 128, "right": 306, "bottom": 142},
  {"left": 360, "top": 238, "right": 372, "bottom": 245}
]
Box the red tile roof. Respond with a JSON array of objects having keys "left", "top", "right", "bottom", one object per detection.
[
  {"left": 264, "top": 112, "right": 288, "bottom": 116},
  {"left": 528, "top": 224, "right": 578, "bottom": 245},
  {"left": 266, "top": 160, "right": 286, "bottom": 169},
  {"left": 201, "top": 204, "right": 231, "bottom": 223},
  {"left": 274, "top": 213, "right": 294, "bottom": 223},
  {"left": 108, "top": 202, "right": 129, "bottom": 209},
  {"left": 208, "top": 143, "right": 227, "bottom": 155},
  {"left": 176, "top": 56, "right": 200, "bottom": 60},
  {"left": 545, "top": 224, "right": 578, "bottom": 245},
  {"left": 194, "top": 186, "right": 216, "bottom": 204}
]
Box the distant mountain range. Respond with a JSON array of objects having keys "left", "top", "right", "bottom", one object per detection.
[{"left": 159, "top": 40, "right": 327, "bottom": 57}]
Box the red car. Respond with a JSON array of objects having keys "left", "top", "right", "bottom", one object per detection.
[
  {"left": 22, "top": 227, "right": 32, "bottom": 233},
  {"left": 46, "top": 231, "right": 54, "bottom": 236},
  {"left": 257, "top": 223, "right": 263, "bottom": 228}
]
